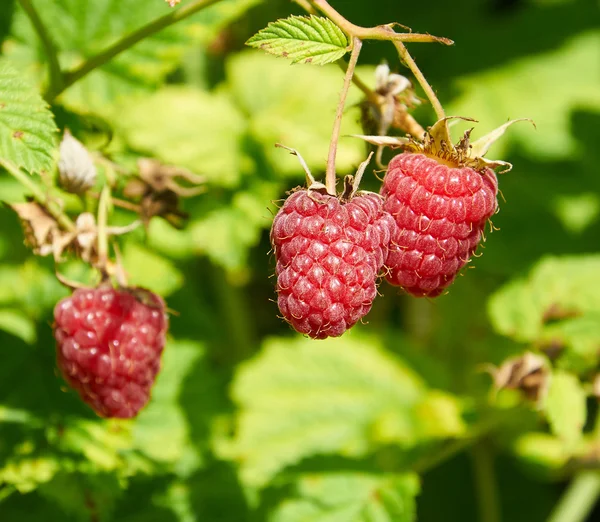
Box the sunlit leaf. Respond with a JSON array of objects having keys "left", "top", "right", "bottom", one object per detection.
[
  {"left": 247, "top": 16, "right": 348, "bottom": 66},
  {"left": 224, "top": 335, "right": 464, "bottom": 487},
  {"left": 447, "top": 31, "right": 600, "bottom": 160},
  {"left": 270, "top": 472, "right": 420, "bottom": 522},
  {"left": 116, "top": 87, "right": 247, "bottom": 187},
  {"left": 226, "top": 52, "right": 366, "bottom": 178},
  {"left": 0, "top": 59, "right": 56, "bottom": 173},
  {"left": 543, "top": 370, "right": 586, "bottom": 449},
  {"left": 122, "top": 242, "right": 184, "bottom": 297},
  {"left": 7, "top": 0, "right": 262, "bottom": 110},
  {"left": 0, "top": 308, "right": 36, "bottom": 344}
]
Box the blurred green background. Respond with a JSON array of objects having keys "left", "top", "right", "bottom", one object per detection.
[{"left": 1, "top": 0, "right": 599, "bottom": 520}]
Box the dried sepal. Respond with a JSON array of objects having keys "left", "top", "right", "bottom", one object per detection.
[
  {"left": 9, "top": 202, "right": 138, "bottom": 264},
  {"left": 355, "top": 116, "right": 532, "bottom": 173},
  {"left": 9, "top": 201, "right": 62, "bottom": 257},
  {"left": 349, "top": 135, "right": 410, "bottom": 148},
  {"left": 123, "top": 158, "right": 205, "bottom": 228},
  {"left": 490, "top": 352, "right": 550, "bottom": 404}
]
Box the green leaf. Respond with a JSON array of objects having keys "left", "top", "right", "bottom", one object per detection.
[
  {"left": 148, "top": 179, "right": 280, "bottom": 272},
  {"left": 543, "top": 370, "right": 586, "bottom": 449},
  {"left": 0, "top": 260, "right": 68, "bottom": 319},
  {"left": 226, "top": 52, "right": 367, "bottom": 178},
  {"left": 513, "top": 432, "right": 568, "bottom": 472},
  {"left": 116, "top": 87, "right": 247, "bottom": 187},
  {"left": 122, "top": 242, "right": 184, "bottom": 297},
  {"left": 0, "top": 59, "right": 56, "bottom": 173},
  {"left": 224, "top": 335, "right": 463, "bottom": 487},
  {"left": 446, "top": 31, "right": 600, "bottom": 160},
  {"left": 132, "top": 340, "right": 204, "bottom": 467},
  {"left": 270, "top": 472, "right": 420, "bottom": 522},
  {"left": 39, "top": 472, "right": 121, "bottom": 521},
  {"left": 488, "top": 255, "right": 600, "bottom": 371},
  {"left": 0, "top": 455, "right": 59, "bottom": 493},
  {"left": 246, "top": 15, "right": 348, "bottom": 66},
  {"left": 0, "top": 308, "right": 36, "bottom": 344},
  {"left": 7, "top": 0, "right": 262, "bottom": 111},
  {"left": 553, "top": 193, "right": 600, "bottom": 234}
]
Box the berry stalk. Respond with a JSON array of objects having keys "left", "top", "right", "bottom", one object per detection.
[
  {"left": 392, "top": 41, "right": 445, "bottom": 121},
  {"left": 325, "top": 36, "right": 362, "bottom": 195}
]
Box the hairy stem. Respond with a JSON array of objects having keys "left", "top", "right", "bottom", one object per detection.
[
  {"left": 547, "top": 472, "right": 600, "bottom": 522},
  {"left": 393, "top": 41, "right": 445, "bottom": 120},
  {"left": 311, "top": 0, "right": 452, "bottom": 45},
  {"left": 325, "top": 37, "right": 362, "bottom": 195},
  {"left": 44, "top": 0, "right": 223, "bottom": 102},
  {"left": 0, "top": 158, "right": 75, "bottom": 232},
  {"left": 18, "top": 0, "right": 64, "bottom": 95},
  {"left": 336, "top": 60, "right": 377, "bottom": 102}
]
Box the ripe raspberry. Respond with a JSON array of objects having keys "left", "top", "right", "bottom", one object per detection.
[
  {"left": 382, "top": 152, "right": 498, "bottom": 297},
  {"left": 271, "top": 189, "right": 396, "bottom": 339},
  {"left": 53, "top": 285, "right": 168, "bottom": 418}
]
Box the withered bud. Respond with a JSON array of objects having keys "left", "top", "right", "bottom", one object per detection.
[
  {"left": 123, "top": 159, "right": 205, "bottom": 229},
  {"left": 491, "top": 352, "right": 550, "bottom": 403},
  {"left": 58, "top": 130, "right": 97, "bottom": 194},
  {"left": 361, "top": 63, "right": 424, "bottom": 140}
]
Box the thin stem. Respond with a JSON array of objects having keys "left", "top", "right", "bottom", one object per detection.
[
  {"left": 325, "top": 37, "right": 362, "bottom": 195},
  {"left": 393, "top": 41, "right": 445, "bottom": 121},
  {"left": 336, "top": 60, "right": 377, "bottom": 102},
  {"left": 97, "top": 186, "right": 110, "bottom": 268},
  {"left": 44, "top": 0, "right": 223, "bottom": 102},
  {"left": 311, "top": 0, "right": 452, "bottom": 45},
  {"left": 471, "top": 441, "right": 502, "bottom": 522},
  {"left": 0, "top": 158, "right": 75, "bottom": 232},
  {"left": 18, "top": 0, "right": 64, "bottom": 95},
  {"left": 547, "top": 472, "right": 600, "bottom": 522}
]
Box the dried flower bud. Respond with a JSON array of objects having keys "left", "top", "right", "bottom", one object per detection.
[
  {"left": 58, "top": 130, "right": 97, "bottom": 194},
  {"left": 491, "top": 352, "right": 550, "bottom": 403}
]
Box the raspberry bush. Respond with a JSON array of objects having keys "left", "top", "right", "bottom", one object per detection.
[{"left": 0, "top": 1, "right": 599, "bottom": 522}]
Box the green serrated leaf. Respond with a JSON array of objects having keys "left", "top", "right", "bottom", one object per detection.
[
  {"left": 116, "top": 86, "right": 247, "bottom": 187},
  {"left": 247, "top": 15, "right": 348, "bottom": 66},
  {"left": 0, "top": 59, "right": 56, "bottom": 173},
  {"left": 270, "top": 472, "right": 419, "bottom": 522},
  {"left": 226, "top": 52, "right": 366, "bottom": 178},
  {"left": 544, "top": 370, "right": 586, "bottom": 449},
  {"left": 223, "top": 335, "right": 461, "bottom": 487}
]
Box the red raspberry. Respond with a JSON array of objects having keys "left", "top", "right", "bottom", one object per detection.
[
  {"left": 381, "top": 152, "right": 498, "bottom": 297},
  {"left": 271, "top": 189, "right": 396, "bottom": 339},
  {"left": 53, "top": 285, "right": 168, "bottom": 418}
]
